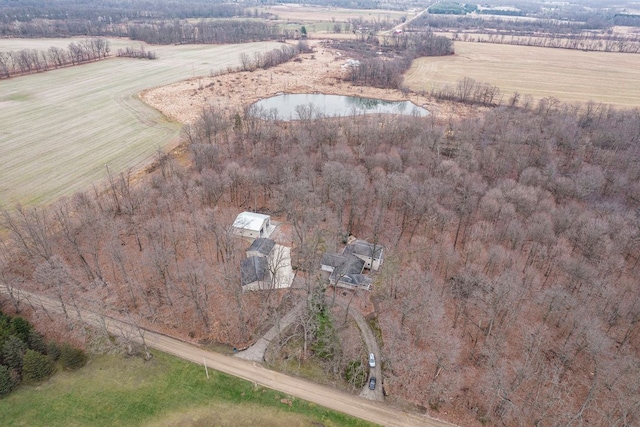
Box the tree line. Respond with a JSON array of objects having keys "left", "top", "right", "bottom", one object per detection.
[
  {"left": 0, "top": 0, "right": 245, "bottom": 23},
  {"left": 454, "top": 31, "right": 640, "bottom": 54},
  {"left": 0, "top": 38, "right": 110, "bottom": 79},
  {"left": 128, "top": 20, "right": 288, "bottom": 45}
]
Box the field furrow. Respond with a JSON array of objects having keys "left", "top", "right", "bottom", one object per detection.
[{"left": 0, "top": 39, "right": 281, "bottom": 206}]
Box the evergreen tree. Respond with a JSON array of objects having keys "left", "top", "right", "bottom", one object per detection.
[
  {"left": 27, "top": 330, "right": 47, "bottom": 354},
  {"left": 2, "top": 335, "right": 27, "bottom": 370},
  {"left": 22, "top": 349, "right": 55, "bottom": 383},
  {"left": 9, "top": 317, "right": 33, "bottom": 343},
  {"left": 0, "top": 365, "right": 14, "bottom": 397}
]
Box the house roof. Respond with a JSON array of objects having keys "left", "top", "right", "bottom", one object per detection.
[
  {"left": 329, "top": 255, "right": 365, "bottom": 283},
  {"left": 247, "top": 238, "right": 276, "bottom": 256},
  {"left": 233, "top": 212, "right": 270, "bottom": 232},
  {"left": 240, "top": 256, "right": 269, "bottom": 287},
  {"left": 343, "top": 239, "right": 383, "bottom": 260},
  {"left": 321, "top": 253, "right": 345, "bottom": 269},
  {"left": 339, "top": 274, "right": 372, "bottom": 287}
]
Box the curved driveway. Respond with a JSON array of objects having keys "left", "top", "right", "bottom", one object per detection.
[{"left": 330, "top": 297, "right": 384, "bottom": 401}]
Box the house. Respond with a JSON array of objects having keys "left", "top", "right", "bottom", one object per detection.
[
  {"left": 246, "top": 238, "right": 276, "bottom": 258},
  {"left": 240, "top": 256, "right": 271, "bottom": 291},
  {"left": 240, "top": 238, "right": 295, "bottom": 291},
  {"left": 319, "top": 238, "right": 383, "bottom": 291},
  {"left": 232, "top": 212, "right": 273, "bottom": 239},
  {"left": 342, "top": 239, "right": 384, "bottom": 271},
  {"left": 328, "top": 255, "right": 372, "bottom": 290}
]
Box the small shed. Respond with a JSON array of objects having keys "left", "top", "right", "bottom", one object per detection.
[{"left": 233, "top": 212, "right": 273, "bottom": 239}]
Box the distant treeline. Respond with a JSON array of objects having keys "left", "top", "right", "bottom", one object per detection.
[
  {"left": 0, "top": 38, "right": 110, "bottom": 79},
  {"left": 428, "top": 2, "right": 477, "bottom": 15},
  {"left": 413, "top": 14, "right": 640, "bottom": 54},
  {"left": 412, "top": 14, "right": 607, "bottom": 33},
  {"left": 340, "top": 32, "right": 453, "bottom": 89},
  {"left": 116, "top": 46, "right": 157, "bottom": 60},
  {"left": 0, "top": 0, "right": 245, "bottom": 22},
  {"left": 128, "top": 20, "right": 287, "bottom": 45},
  {"left": 613, "top": 14, "right": 640, "bottom": 26},
  {"left": 462, "top": 32, "right": 640, "bottom": 54}
]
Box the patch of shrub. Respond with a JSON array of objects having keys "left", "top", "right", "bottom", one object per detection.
[{"left": 59, "top": 344, "right": 87, "bottom": 370}]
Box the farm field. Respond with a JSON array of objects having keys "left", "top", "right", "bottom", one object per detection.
[
  {"left": 0, "top": 38, "right": 281, "bottom": 207},
  {"left": 404, "top": 41, "right": 640, "bottom": 108},
  {"left": 258, "top": 4, "right": 410, "bottom": 30}
]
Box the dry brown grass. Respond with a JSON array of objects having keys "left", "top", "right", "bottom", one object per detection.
[{"left": 404, "top": 41, "right": 640, "bottom": 108}]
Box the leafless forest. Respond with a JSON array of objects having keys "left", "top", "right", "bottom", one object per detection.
[{"left": 2, "top": 97, "right": 640, "bottom": 425}]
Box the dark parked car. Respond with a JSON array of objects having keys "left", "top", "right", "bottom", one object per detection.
[{"left": 369, "top": 376, "right": 377, "bottom": 390}]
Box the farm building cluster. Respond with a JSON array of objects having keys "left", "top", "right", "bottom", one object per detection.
[{"left": 232, "top": 212, "right": 383, "bottom": 292}]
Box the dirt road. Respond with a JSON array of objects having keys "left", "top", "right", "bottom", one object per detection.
[{"left": 0, "top": 285, "right": 455, "bottom": 427}]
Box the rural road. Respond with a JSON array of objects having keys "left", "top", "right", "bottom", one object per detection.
[
  {"left": 381, "top": 4, "right": 434, "bottom": 36},
  {"left": 0, "top": 285, "right": 456, "bottom": 427}
]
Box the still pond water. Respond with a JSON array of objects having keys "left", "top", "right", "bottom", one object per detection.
[{"left": 250, "top": 93, "right": 429, "bottom": 120}]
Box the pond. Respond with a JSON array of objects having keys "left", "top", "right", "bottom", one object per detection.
[{"left": 249, "top": 93, "right": 429, "bottom": 120}]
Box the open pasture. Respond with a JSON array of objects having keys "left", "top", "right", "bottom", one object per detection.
[
  {"left": 404, "top": 41, "right": 640, "bottom": 108},
  {"left": 0, "top": 39, "right": 280, "bottom": 206},
  {"left": 0, "top": 352, "right": 369, "bottom": 427}
]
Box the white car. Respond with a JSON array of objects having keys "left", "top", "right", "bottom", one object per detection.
[{"left": 368, "top": 353, "right": 376, "bottom": 368}]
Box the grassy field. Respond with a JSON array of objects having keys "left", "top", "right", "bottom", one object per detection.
[
  {"left": 258, "top": 4, "right": 411, "bottom": 32},
  {"left": 0, "top": 38, "right": 281, "bottom": 207},
  {"left": 0, "top": 351, "right": 374, "bottom": 427},
  {"left": 404, "top": 41, "right": 640, "bottom": 108}
]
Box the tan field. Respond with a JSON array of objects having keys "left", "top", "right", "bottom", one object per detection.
[
  {"left": 257, "top": 4, "right": 411, "bottom": 23},
  {"left": 0, "top": 39, "right": 281, "bottom": 207},
  {"left": 404, "top": 41, "right": 640, "bottom": 108}
]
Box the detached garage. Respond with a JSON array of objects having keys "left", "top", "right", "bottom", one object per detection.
[{"left": 232, "top": 212, "right": 273, "bottom": 239}]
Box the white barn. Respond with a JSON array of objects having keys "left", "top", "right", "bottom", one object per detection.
[{"left": 232, "top": 212, "right": 273, "bottom": 239}]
